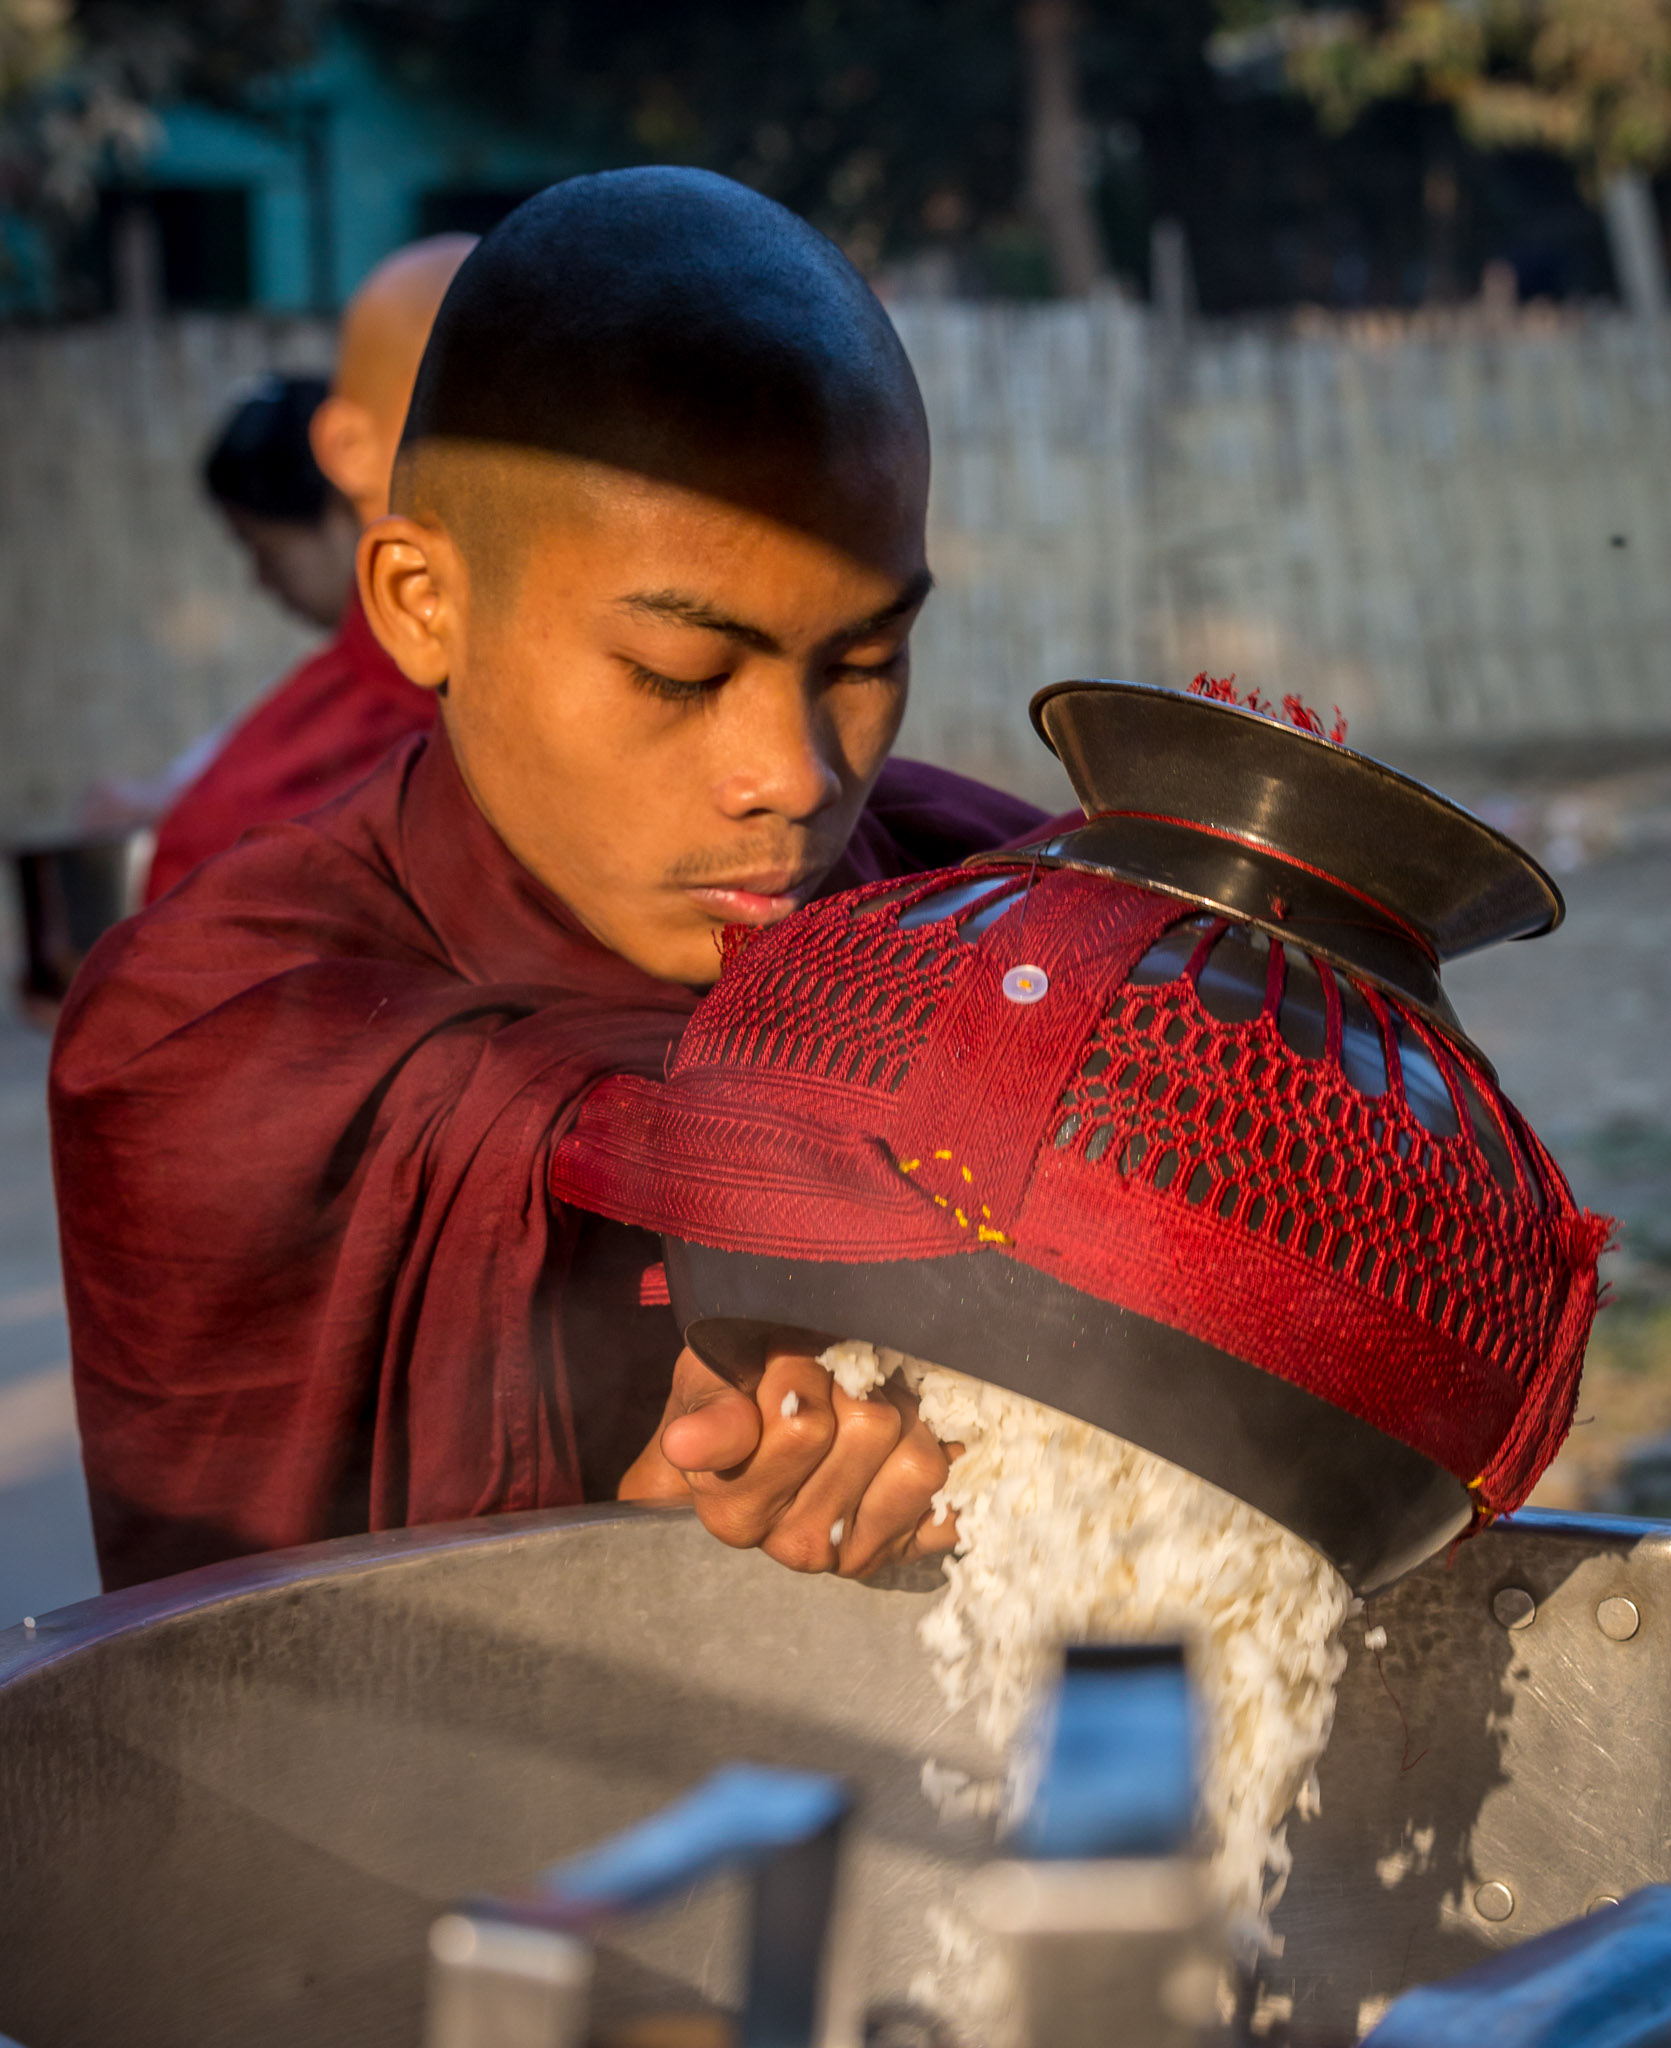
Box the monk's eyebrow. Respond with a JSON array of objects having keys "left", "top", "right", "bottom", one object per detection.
[
  {"left": 616, "top": 567, "right": 935, "bottom": 654},
  {"left": 618, "top": 591, "right": 780, "bottom": 652},
  {"left": 839, "top": 567, "right": 936, "bottom": 641}
]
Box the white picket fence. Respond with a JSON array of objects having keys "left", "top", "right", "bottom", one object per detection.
[{"left": 4, "top": 302, "right": 1671, "bottom": 834}]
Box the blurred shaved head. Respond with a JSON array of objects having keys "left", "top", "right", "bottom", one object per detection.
[{"left": 311, "top": 234, "right": 477, "bottom": 527}]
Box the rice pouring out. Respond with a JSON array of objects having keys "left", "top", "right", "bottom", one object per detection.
[{"left": 816, "top": 1341, "right": 1352, "bottom": 1948}]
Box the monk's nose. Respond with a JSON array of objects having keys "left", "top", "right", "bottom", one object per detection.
[{"left": 714, "top": 676, "right": 843, "bottom": 823}]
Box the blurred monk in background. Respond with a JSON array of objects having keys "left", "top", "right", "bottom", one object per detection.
[
  {"left": 206, "top": 374, "right": 359, "bottom": 635},
  {"left": 143, "top": 236, "right": 475, "bottom": 902}
]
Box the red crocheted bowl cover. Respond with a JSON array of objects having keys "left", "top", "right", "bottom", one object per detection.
[{"left": 551, "top": 862, "right": 1609, "bottom": 1519}]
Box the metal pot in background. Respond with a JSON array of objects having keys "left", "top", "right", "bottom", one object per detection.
[{"left": 8, "top": 829, "right": 153, "bottom": 1003}]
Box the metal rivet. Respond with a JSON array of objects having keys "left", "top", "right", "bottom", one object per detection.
[
  {"left": 1474, "top": 1881, "right": 1515, "bottom": 1922},
  {"left": 1588, "top": 1896, "right": 1622, "bottom": 1914},
  {"left": 1002, "top": 964, "right": 1049, "bottom": 1005},
  {"left": 1492, "top": 1587, "right": 1536, "bottom": 1631},
  {"left": 1597, "top": 1596, "right": 1640, "bottom": 1641}
]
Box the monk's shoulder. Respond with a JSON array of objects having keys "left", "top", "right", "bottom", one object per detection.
[
  {"left": 58, "top": 759, "right": 442, "bottom": 1065},
  {"left": 863, "top": 756, "right": 1048, "bottom": 869}
]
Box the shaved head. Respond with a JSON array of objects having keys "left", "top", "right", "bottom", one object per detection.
[
  {"left": 336, "top": 235, "right": 477, "bottom": 428},
  {"left": 360, "top": 169, "right": 934, "bottom": 988},
  {"left": 311, "top": 234, "right": 476, "bottom": 527},
  {"left": 395, "top": 169, "right": 928, "bottom": 582}
]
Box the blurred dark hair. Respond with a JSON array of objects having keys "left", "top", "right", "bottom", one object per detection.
[{"left": 202, "top": 375, "right": 334, "bottom": 524}]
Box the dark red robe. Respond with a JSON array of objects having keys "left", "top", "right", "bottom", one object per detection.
[
  {"left": 144, "top": 591, "right": 437, "bottom": 904},
  {"left": 52, "top": 726, "right": 1044, "bottom": 1588}
]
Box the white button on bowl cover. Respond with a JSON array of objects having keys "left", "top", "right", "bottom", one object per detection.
[{"left": 1002, "top": 964, "right": 1049, "bottom": 1004}]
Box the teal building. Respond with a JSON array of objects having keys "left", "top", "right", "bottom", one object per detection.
[{"left": 16, "top": 25, "right": 580, "bottom": 317}]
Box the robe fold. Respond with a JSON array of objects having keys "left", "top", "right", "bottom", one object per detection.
[
  {"left": 52, "top": 725, "right": 1044, "bottom": 1588},
  {"left": 144, "top": 591, "right": 437, "bottom": 904}
]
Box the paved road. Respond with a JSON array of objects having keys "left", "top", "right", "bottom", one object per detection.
[
  {"left": 1451, "top": 844, "right": 1671, "bottom": 1163},
  {"left": 1446, "top": 837, "right": 1671, "bottom": 1507},
  {"left": 0, "top": 1015, "right": 98, "bottom": 1626},
  {"left": 1449, "top": 836, "right": 1671, "bottom": 1303}
]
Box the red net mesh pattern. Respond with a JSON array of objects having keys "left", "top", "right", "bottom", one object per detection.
[
  {"left": 1048, "top": 924, "right": 1606, "bottom": 1510},
  {"left": 674, "top": 876, "right": 996, "bottom": 1096}
]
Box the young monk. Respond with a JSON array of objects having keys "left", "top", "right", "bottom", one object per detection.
[
  {"left": 143, "top": 237, "right": 475, "bottom": 902},
  {"left": 52, "top": 169, "right": 1045, "bottom": 1590}
]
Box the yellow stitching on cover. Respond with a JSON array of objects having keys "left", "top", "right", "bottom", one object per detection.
[{"left": 895, "top": 1148, "right": 1011, "bottom": 1244}]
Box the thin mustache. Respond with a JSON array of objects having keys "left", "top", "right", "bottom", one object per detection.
[{"left": 664, "top": 839, "right": 838, "bottom": 890}]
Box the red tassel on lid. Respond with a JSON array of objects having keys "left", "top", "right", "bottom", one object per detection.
[{"left": 1189, "top": 671, "right": 1348, "bottom": 745}]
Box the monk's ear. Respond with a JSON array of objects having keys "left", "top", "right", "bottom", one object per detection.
[
  {"left": 357, "top": 517, "right": 457, "bottom": 692},
  {"left": 310, "top": 396, "right": 385, "bottom": 522}
]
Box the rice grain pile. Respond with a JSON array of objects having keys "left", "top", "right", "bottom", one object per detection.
[{"left": 817, "top": 1341, "right": 1352, "bottom": 1950}]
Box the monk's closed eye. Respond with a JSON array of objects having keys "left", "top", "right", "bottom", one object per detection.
[
  {"left": 831, "top": 651, "right": 906, "bottom": 684},
  {"left": 628, "top": 662, "right": 732, "bottom": 703}
]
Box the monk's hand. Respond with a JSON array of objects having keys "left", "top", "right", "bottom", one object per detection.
[{"left": 618, "top": 1346, "right": 960, "bottom": 1579}]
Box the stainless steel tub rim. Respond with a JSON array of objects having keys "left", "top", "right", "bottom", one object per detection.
[{"left": 1, "top": 1502, "right": 1668, "bottom": 2048}]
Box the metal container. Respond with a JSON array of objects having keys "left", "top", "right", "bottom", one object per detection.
[
  {"left": 0, "top": 1504, "right": 1666, "bottom": 2048},
  {"left": 8, "top": 832, "right": 151, "bottom": 1002}
]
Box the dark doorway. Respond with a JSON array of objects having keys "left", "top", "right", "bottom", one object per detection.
[
  {"left": 95, "top": 187, "right": 252, "bottom": 311},
  {"left": 416, "top": 188, "right": 544, "bottom": 239},
  {"left": 149, "top": 187, "right": 253, "bottom": 308}
]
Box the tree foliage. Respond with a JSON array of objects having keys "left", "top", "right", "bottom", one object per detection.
[
  {"left": 1, "top": 0, "right": 73, "bottom": 112},
  {"left": 1285, "top": 0, "right": 1671, "bottom": 186},
  {"left": 351, "top": 0, "right": 1024, "bottom": 274},
  {"left": 2, "top": 0, "right": 327, "bottom": 216},
  {"left": 2, "top": 0, "right": 1625, "bottom": 313},
  {"left": 348, "top": 0, "right": 1211, "bottom": 283}
]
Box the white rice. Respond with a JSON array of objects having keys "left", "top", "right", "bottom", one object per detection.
[
  {"left": 820, "top": 1337, "right": 897, "bottom": 1402},
  {"left": 816, "top": 1342, "right": 1351, "bottom": 1953}
]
